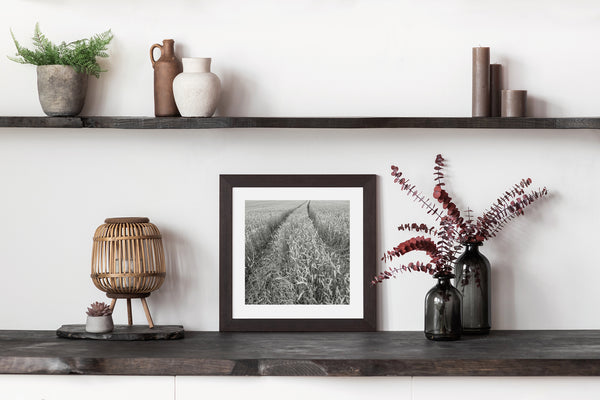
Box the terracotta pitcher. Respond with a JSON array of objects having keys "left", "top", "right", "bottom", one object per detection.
[{"left": 150, "top": 39, "right": 182, "bottom": 117}]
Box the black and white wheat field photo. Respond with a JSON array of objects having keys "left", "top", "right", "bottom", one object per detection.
[{"left": 245, "top": 200, "right": 350, "bottom": 305}]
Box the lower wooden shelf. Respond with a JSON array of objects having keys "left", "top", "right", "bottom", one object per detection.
[{"left": 0, "top": 330, "right": 598, "bottom": 376}]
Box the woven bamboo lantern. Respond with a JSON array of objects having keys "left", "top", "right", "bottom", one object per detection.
[{"left": 91, "top": 217, "right": 165, "bottom": 328}]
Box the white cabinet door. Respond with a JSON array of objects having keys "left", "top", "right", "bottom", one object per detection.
[
  {"left": 6, "top": 375, "right": 600, "bottom": 399},
  {"left": 413, "top": 377, "right": 600, "bottom": 400},
  {"left": 0, "top": 375, "right": 175, "bottom": 400},
  {"left": 176, "top": 376, "right": 411, "bottom": 400}
]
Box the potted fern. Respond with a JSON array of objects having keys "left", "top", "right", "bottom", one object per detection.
[
  {"left": 85, "top": 301, "right": 114, "bottom": 333},
  {"left": 9, "top": 23, "right": 113, "bottom": 117}
]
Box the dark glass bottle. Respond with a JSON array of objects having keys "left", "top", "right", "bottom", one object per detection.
[
  {"left": 454, "top": 242, "right": 491, "bottom": 334},
  {"left": 424, "top": 274, "right": 462, "bottom": 341}
]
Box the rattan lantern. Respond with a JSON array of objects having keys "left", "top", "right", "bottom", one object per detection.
[{"left": 91, "top": 217, "right": 165, "bottom": 328}]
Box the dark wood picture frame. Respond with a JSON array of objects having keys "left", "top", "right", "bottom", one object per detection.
[{"left": 220, "top": 174, "right": 376, "bottom": 332}]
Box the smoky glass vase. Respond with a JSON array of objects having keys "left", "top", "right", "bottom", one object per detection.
[
  {"left": 424, "top": 274, "right": 462, "bottom": 341},
  {"left": 454, "top": 242, "right": 491, "bottom": 334}
]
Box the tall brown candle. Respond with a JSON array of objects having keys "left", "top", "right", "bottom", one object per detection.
[
  {"left": 472, "top": 47, "right": 490, "bottom": 117},
  {"left": 490, "top": 64, "right": 502, "bottom": 117},
  {"left": 501, "top": 90, "right": 527, "bottom": 117}
]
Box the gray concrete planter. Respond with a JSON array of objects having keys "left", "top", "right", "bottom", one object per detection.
[
  {"left": 36, "top": 65, "right": 88, "bottom": 117},
  {"left": 85, "top": 315, "right": 114, "bottom": 333}
]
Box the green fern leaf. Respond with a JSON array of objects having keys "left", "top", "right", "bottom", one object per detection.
[{"left": 7, "top": 23, "right": 113, "bottom": 78}]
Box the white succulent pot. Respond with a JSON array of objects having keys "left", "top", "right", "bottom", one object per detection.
[
  {"left": 85, "top": 315, "right": 114, "bottom": 333},
  {"left": 173, "top": 58, "right": 221, "bottom": 117}
]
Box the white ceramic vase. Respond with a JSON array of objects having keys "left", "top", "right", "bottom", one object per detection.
[
  {"left": 173, "top": 58, "right": 221, "bottom": 117},
  {"left": 85, "top": 315, "right": 114, "bottom": 333}
]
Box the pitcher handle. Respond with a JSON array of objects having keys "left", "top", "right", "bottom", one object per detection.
[{"left": 150, "top": 43, "right": 162, "bottom": 67}]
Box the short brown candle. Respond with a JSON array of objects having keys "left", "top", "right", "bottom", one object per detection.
[
  {"left": 501, "top": 90, "right": 527, "bottom": 117},
  {"left": 472, "top": 47, "right": 490, "bottom": 117},
  {"left": 490, "top": 64, "right": 502, "bottom": 117}
]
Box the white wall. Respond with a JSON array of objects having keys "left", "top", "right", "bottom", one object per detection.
[
  {"left": 0, "top": 0, "right": 598, "bottom": 331},
  {"left": 3, "top": 0, "right": 600, "bottom": 118}
]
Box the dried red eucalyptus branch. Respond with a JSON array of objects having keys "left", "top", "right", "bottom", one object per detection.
[
  {"left": 374, "top": 214, "right": 463, "bottom": 283},
  {"left": 373, "top": 154, "right": 548, "bottom": 285}
]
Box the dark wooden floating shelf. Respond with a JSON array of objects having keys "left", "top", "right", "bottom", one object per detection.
[
  {"left": 1, "top": 330, "right": 600, "bottom": 376},
  {"left": 0, "top": 116, "right": 599, "bottom": 129}
]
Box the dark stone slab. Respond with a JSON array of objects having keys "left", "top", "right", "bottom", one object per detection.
[
  {"left": 56, "top": 325, "right": 184, "bottom": 341},
  {"left": 1, "top": 331, "right": 600, "bottom": 376}
]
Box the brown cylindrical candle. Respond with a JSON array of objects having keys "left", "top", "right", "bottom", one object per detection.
[
  {"left": 472, "top": 47, "right": 490, "bottom": 117},
  {"left": 490, "top": 64, "right": 502, "bottom": 117},
  {"left": 501, "top": 90, "right": 527, "bottom": 117}
]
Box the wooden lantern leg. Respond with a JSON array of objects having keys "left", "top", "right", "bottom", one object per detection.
[
  {"left": 140, "top": 298, "right": 155, "bottom": 329},
  {"left": 109, "top": 298, "right": 117, "bottom": 312},
  {"left": 127, "top": 298, "right": 133, "bottom": 326}
]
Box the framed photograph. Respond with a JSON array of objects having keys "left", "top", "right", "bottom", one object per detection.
[{"left": 219, "top": 174, "right": 376, "bottom": 331}]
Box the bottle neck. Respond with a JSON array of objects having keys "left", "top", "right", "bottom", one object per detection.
[
  {"left": 436, "top": 274, "right": 454, "bottom": 287},
  {"left": 183, "top": 58, "right": 211, "bottom": 73},
  {"left": 465, "top": 242, "right": 482, "bottom": 253},
  {"left": 162, "top": 40, "right": 175, "bottom": 57}
]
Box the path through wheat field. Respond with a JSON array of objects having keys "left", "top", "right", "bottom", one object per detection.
[{"left": 245, "top": 200, "right": 350, "bottom": 305}]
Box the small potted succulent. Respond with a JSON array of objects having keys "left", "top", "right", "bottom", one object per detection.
[
  {"left": 85, "top": 301, "right": 114, "bottom": 333},
  {"left": 8, "top": 23, "right": 113, "bottom": 116}
]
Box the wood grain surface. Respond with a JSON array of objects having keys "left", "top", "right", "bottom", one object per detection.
[
  {"left": 0, "top": 330, "right": 599, "bottom": 376},
  {"left": 1, "top": 116, "right": 599, "bottom": 129},
  {"left": 0, "top": 116, "right": 82, "bottom": 128}
]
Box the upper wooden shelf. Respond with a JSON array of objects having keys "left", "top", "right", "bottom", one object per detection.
[
  {"left": 1, "top": 330, "right": 600, "bottom": 376},
  {"left": 0, "top": 116, "right": 599, "bottom": 129}
]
